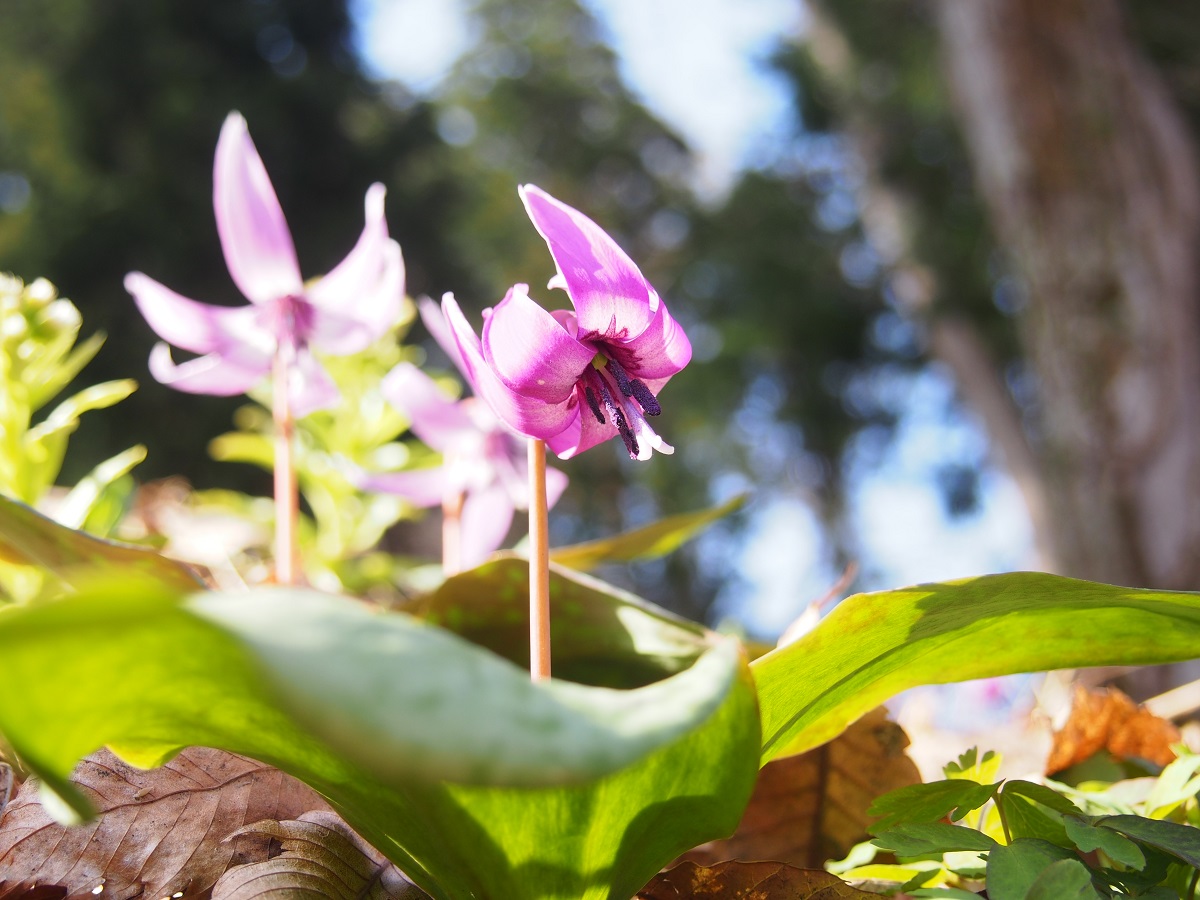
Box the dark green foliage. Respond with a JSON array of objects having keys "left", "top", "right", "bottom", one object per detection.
[
  {"left": 868, "top": 779, "right": 1000, "bottom": 831},
  {"left": 869, "top": 758, "right": 1200, "bottom": 899}
]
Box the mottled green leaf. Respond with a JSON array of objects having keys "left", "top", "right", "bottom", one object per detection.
[
  {"left": 409, "top": 556, "right": 710, "bottom": 688},
  {"left": 0, "top": 493, "right": 199, "bottom": 594},
  {"left": 549, "top": 494, "right": 745, "bottom": 571},
  {"left": 755, "top": 573, "right": 1200, "bottom": 762},
  {"left": 0, "top": 570, "right": 759, "bottom": 900}
]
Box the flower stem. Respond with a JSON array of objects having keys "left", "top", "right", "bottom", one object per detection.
[
  {"left": 272, "top": 344, "right": 300, "bottom": 585},
  {"left": 528, "top": 438, "right": 551, "bottom": 681},
  {"left": 442, "top": 473, "right": 465, "bottom": 576}
]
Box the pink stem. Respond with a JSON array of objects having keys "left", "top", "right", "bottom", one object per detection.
[
  {"left": 528, "top": 438, "right": 551, "bottom": 681},
  {"left": 272, "top": 344, "right": 300, "bottom": 585},
  {"left": 442, "top": 471, "right": 465, "bottom": 576}
]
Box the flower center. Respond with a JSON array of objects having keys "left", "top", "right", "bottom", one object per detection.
[
  {"left": 262, "top": 294, "right": 315, "bottom": 350},
  {"left": 581, "top": 353, "right": 663, "bottom": 459}
]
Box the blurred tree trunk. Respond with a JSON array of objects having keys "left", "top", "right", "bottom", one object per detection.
[{"left": 935, "top": 0, "right": 1200, "bottom": 589}]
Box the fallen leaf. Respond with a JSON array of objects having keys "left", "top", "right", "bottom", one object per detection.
[
  {"left": 212, "top": 810, "right": 428, "bottom": 899},
  {"left": 1047, "top": 686, "right": 1180, "bottom": 775},
  {"left": 0, "top": 747, "right": 328, "bottom": 899},
  {"left": 684, "top": 707, "right": 920, "bottom": 869},
  {"left": 638, "top": 860, "right": 877, "bottom": 898}
]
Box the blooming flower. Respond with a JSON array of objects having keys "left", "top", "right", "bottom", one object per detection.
[
  {"left": 442, "top": 185, "right": 691, "bottom": 460},
  {"left": 124, "top": 112, "right": 405, "bottom": 417},
  {"left": 357, "top": 361, "right": 568, "bottom": 570}
]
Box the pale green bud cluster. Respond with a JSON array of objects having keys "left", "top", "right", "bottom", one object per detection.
[{"left": 0, "top": 275, "right": 143, "bottom": 588}]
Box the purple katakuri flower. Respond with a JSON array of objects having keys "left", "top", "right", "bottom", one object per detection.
[
  {"left": 356, "top": 358, "right": 568, "bottom": 569},
  {"left": 124, "top": 111, "right": 405, "bottom": 417},
  {"left": 442, "top": 185, "right": 691, "bottom": 460}
]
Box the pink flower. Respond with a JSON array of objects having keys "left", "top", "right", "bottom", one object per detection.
[
  {"left": 124, "top": 112, "right": 405, "bottom": 416},
  {"left": 357, "top": 347, "right": 568, "bottom": 569},
  {"left": 442, "top": 185, "right": 691, "bottom": 460}
]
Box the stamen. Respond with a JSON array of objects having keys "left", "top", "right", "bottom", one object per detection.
[
  {"left": 606, "top": 357, "right": 635, "bottom": 396},
  {"left": 629, "top": 379, "right": 660, "bottom": 416},
  {"left": 583, "top": 385, "right": 605, "bottom": 424},
  {"left": 588, "top": 369, "right": 639, "bottom": 459},
  {"left": 605, "top": 357, "right": 662, "bottom": 416}
]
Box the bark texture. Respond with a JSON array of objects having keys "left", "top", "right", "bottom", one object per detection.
[{"left": 937, "top": 0, "right": 1200, "bottom": 588}]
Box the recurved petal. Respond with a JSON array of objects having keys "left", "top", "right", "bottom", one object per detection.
[
  {"left": 307, "top": 184, "right": 405, "bottom": 340},
  {"left": 351, "top": 465, "right": 445, "bottom": 508},
  {"left": 214, "top": 112, "right": 304, "bottom": 305},
  {"left": 420, "top": 295, "right": 469, "bottom": 379},
  {"left": 148, "top": 343, "right": 269, "bottom": 396},
  {"left": 125, "top": 272, "right": 269, "bottom": 357},
  {"left": 519, "top": 184, "right": 656, "bottom": 340},
  {"left": 459, "top": 482, "right": 517, "bottom": 569},
  {"left": 442, "top": 294, "right": 578, "bottom": 442},
  {"left": 604, "top": 290, "right": 692, "bottom": 381},
  {"left": 481, "top": 283, "right": 595, "bottom": 403},
  {"left": 380, "top": 362, "right": 474, "bottom": 451},
  {"left": 545, "top": 465, "right": 569, "bottom": 508},
  {"left": 307, "top": 305, "right": 376, "bottom": 356},
  {"left": 289, "top": 351, "right": 341, "bottom": 417},
  {"left": 545, "top": 398, "right": 618, "bottom": 460}
]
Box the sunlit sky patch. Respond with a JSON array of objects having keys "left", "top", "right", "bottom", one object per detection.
[{"left": 351, "top": 0, "right": 802, "bottom": 195}]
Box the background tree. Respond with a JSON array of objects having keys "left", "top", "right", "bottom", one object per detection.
[{"left": 785, "top": 0, "right": 1200, "bottom": 593}]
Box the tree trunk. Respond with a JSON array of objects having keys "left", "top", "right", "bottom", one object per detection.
[{"left": 936, "top": 0, "right": 1200, "bottom": 589}]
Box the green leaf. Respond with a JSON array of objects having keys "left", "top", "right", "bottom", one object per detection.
[
  {"left": 1064, "top": 816, "right": 1146, "bottom": 869},
  {"left": 909, "top": 888, "right": 985, "bottom": 899},
  {"left": 985, "top": 838, "right": 1079, "bottom": 900},
  {"left": 0, "top": 493, "right": 200, "bottom": 594},
  {"left": 208, "top": 431, "right": 275, "bottom": 469},
  {"left": 995, "top": 792, "right": 1071, "bottom": 847},
  {"left": 1095, "top": 814, "right": 1200, "bottom": 868},
  {"left": 26, "top": 331, "right": 105, "bottom": 412},
  {"left": 29, "top": 378, "right": 137, "bottom": 435},
  {"left": 945, "top": 748, "right": 1000, "bottom": 784},
  {"left": 23, "top": 379, "right": 138, "bottom": 498},
  {"left": 410, "top": 556, "right": 711, "bottom": 688},
  {"left": 0, "top": 573, "right": 760, "bottom": 900},
  {"left": 868, "top": 780, "right": 1000, "bottom": 831},
  {"left": 1145, "top": 751, "right": 1200, "bottom": 818},
  {"left": 871, "top": 822, "right": 998, "bottom": 856},
  {"left": 54, "top": 444, "right": 146, "bottom": 530},
  {"left": 754, "top": 572, "right": 1200, "bottom": 762},
  {"left": 548, "top": 493, "right": 746, "bottom": 571},
  {"left": 1024, "top": 858, "right": 1103, "bottom": 900},
  {"left": 1001, "top": 780, "right": 1084, "bottom": 816}
]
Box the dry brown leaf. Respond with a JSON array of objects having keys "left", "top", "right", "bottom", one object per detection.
[
  {"left": 212, "top": 810, "right": 427, "bottom": 899},
  {"left": 638, "top": 860, "right": 877, "bottom": 899},
  {"left": 1046, "top": 685, "right": 1180, "bottom": 775},
  {"left": 684, "top": 706, "right": 920, "bottom": 869},
  {"left": 0, "top": 746, "right": 328, "bottom": 899}
]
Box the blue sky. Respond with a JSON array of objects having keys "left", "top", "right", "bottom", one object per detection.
[{"left": 352, "top": 0, "right": 802, "bottom": 196}]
